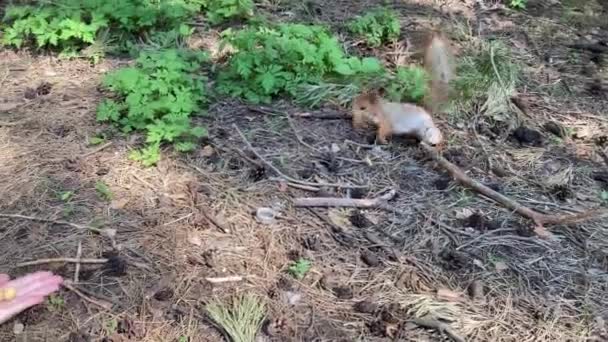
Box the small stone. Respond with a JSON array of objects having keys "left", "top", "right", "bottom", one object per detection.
[
  {"left": 256, "top": 207, "right": 277, "bottom": 225},
  {"left": 201, "top": 145, "right": 215, "bottom": 157},
  {"left": 13, "top": 322, "right": 24, "bottom": 335}
]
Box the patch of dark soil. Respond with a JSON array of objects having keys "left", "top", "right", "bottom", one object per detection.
[
  {"left": 353, "top": 300, "right": 379, "bottom": 314},
  {"left": 349, "top": 188, "right": 367, "bottom": 199},
  {"left": 102, "top": 252, "right": 128, "bottom": 277},
  {"left": 302, "top": 234, "right": 322, "bottom": 251},
  {"left": 439, "top": 249, "right": 470, "bottom": 270},
  {"left": 332, "top": 285, "right": 353, "bottom": 299},
  {"left": 360, "top": 249, "right": 381, "bottom": 267},
  {"left": 349, "top": 210, "right": 373, "bottom": 228},
  {"left": 24, "top": 81, "right": 53, "bottom": 99},
  {"left": 433, "top": 174, "right": 451, "bottom": 190},
  {"left": 153, "top": 287, "right": 174, "bottom": 301},
  {"left": 319, "top": 152, "right": 340, "bottom": 173},
  {"left": 443, "top": 149, "right": 469, "bottom": 167},
  {"left": 297, "top": 164, "right": 316, "bottom": 179},
  {"left": 515, "top": 224, "right": 536, "bottom": 237},
  {"left": 18, "top": 305, "right": 48, "bottom": 326},
  {"left": 248, "top": 165, "right": 267, "bottom": 182},
  {"left": 594, "top": 135, "right": 608, "bottom": 147},
  {"left": 510, "top": 126, "right": 544, "bottom": 147},
  {"left": 592, "top": 171, "right": 608, "bottom": 188},
  {"left": 287, "top": 249, "right": 302, "bottom": 261},
  {"left": 543, "top": 121, "right": 568, "bottom": 138},
  {"left": 587, "top": 78, "right": 607, "bottom": 97},
  {"left": 550, "top": 184, "right": 574, "bottom": 201},
  {"left": 463, "top": 213, "right": 500, "bottom": 231},
  {"left": 68, "top": 331, "right": 91, "bottom": 342},
  {"left": 485, "top": 182, "right": 503, "bottom": 193}
]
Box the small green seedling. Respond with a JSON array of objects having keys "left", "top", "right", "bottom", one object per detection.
[
  {"left": 95, "top": 181, "right": 113, "bottom": 201},
  {"left": 288, "top": 258, "right": 312, "bottom": 279},
  {"left": 508, "top": 0, "right": 527, "bottom": 9},
  {"left": 600, "top": 191, "right": 608, "bottom": 204},
  {"left": 58, "top": 190, "right": 74, "bottom": 202},
  {"left": 347, "top": 7, "right": 401, "bottom": 47},
  {"left": 46, "top": 294, "right": 65, "bottom": 312},
  {"left": 88, "top": 135, "right": 106, "bottom": 146}
]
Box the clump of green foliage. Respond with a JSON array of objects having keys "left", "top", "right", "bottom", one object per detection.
[
  {"left": 196, "top": 0, "right": 255, "bottom": 24},
  {"left": 217, "top": 23, "right": 384, "bottom": 103},
  {"left": 205, "top": 294, "right": 266, "bottom": 342},
  {"left": 287, "top": 258, "right": 311, "bottom": 279},
  {"left": 1, "top": 0, "right": 197, "bottom": 56},
  {"left": 294, "top": 65, "right": 429, "bottom": 108},
  {"left": 347, "top": 7, "right": 401, "bottom": 47},
  {"left": 97, "top": 49, "right": 209, "bottom": 166},
  {"left": 507, "top": 0, "right": 527, "bottom": 9},
  {"left": 449, "top": 40, "right": 520, "bottom": 120},
  {"left": 383, "top": 66, "right": 429, "bottom": 103}
]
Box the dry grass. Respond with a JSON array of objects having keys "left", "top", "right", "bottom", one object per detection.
[{"left": 0, "top": 0, "right": 608, "bottom": 341}]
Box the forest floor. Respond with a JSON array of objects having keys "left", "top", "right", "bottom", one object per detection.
[{"left": 1, "top": 0, "right": 608, "bottom": 341}]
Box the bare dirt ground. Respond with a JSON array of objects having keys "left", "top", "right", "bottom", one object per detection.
[{"left": 1, "top": 0, "right": 608, "bottom": 341}]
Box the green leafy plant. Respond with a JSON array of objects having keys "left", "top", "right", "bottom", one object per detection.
[
  {"left": 46, "top": 294, "right": 65, "bottom": 312},
  {"left": 600, "top": 191, "right": 608, "bottom": 204},
  {"left": 294, "top": 65, "right": 429, "bottom": 108},
  {"left": 198, "top": 0, "right": 255, "bottom": 24},
  {"left": 507, "top": 0, "right": 527, "bottom": 9},
  {"left": 287, "top": 258, "right": 311, "bottom": 279},
  {"left": 58, "top": 190, "right": 74, "bottom": 202},
  {"left": 95, "top": 181, "right": 113, "bottom": 201},
  {"left": 347, "top": 7, "right": 401, "bottom": 47},
  {"left": 97, "top": 49, "right": 209, "bottom": 166},
  {"left": 383, "top": 66, "right": 429, "bottom": 103},
  {"left": 205, "top": 294, "right": 266, "bottom": 342},
  {"left": 449, "top": 40, "right": 520, "bottom": 120},
  {"left": 1, "top": 0, "right": 197, "bottom": 57},
  {"left": 217, "top": 23, "right": 384, "bottom": 104}
]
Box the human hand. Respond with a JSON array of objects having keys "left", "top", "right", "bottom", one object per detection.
[{"left": 0, "top": 271, "right": 63, "bottom": 324}]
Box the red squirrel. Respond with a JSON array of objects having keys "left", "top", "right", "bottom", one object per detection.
[{"left": 351, "top": 31, "right": 453, "bottom": 147}]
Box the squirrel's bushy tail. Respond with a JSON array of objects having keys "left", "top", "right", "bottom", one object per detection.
[{"left": 423, "top": 30, "right": 454, "bottom": 114}]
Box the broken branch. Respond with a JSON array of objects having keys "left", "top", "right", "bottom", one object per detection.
[
  {"left": 409, "top": 316, "right": 465, "bottom": 342},
  {"left": 420, "top": 143, "right": 608, "bottom": 236},
  {"left": 293, "top": 190, "right": 404, "bottom": 214},
  {"left": 0, "top": 213, "right": 115, "bottom": 237},
  {"left": 16, "top": 257, "right": 109, "bottom": 268}
]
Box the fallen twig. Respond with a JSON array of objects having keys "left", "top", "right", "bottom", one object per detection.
[
  {"left": 233, "top": 124, "right": 366, "bottom": 189},
  {"left": 205, "top": 276, "right": 244, "bottom": 284},
  {"left": 74, "top": 242, "right": 83, "bottom": 283},
  {"left": 293, "top": 189, "right": 402, "bottom": 214},
  {"left": 62, "top": 280, "right": 113, "bottom": 310},
  {"left": 81, "top": 142, "right": 113, "bottom": 158},
  {"left": 409, "top": 316, "right": 465, "bottom": 342},
  {"left": 420, "top": 142, "right": 608, "bottom": 237},
  {"left": 0, "top": 213, "right": 116, "bottom": 238},
  {"left": 16, "top": 257, "right": 109, "bottom": 268},
  {"left": 291, "top": 112, "right": 351, "bottom": 120},
  {"left": 200, "top": 206, "right": 230, "bottom": 234}
]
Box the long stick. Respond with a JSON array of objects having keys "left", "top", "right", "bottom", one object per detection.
[
  {"left": 420, "top": 143, "right": 607, "bottom": 236},
  {"left": 16, "top": 258, "right": 109, "bottom": 268}
]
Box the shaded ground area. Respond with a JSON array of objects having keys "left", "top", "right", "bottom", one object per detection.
[{"left": 1, "top": 0, "right": 608, "bottom": 341}]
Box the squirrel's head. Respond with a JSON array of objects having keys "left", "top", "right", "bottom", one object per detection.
[
  {"left": 422, "top": 126, "right": 444, "bottom": 146},
  {"left": 352, "top": 89, "right": 384, "bottom": 126}
]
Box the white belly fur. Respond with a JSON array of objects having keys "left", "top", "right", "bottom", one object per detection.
[{"left": 381, "top": 102, "right": 433, "bottom": 136}]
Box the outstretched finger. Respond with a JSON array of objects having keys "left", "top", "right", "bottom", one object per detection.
[
  {"left": 4, "top": 272, "right": 57, "bottom": 294},
  {"left": 0, "top": 296, "right": 44, "bottom": 325},
  {"left": 25, "top": 280, "right": 62, "bottom": 298},
  {"left": 0, "top": 275, "right": 10, "bottom": 286}
]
